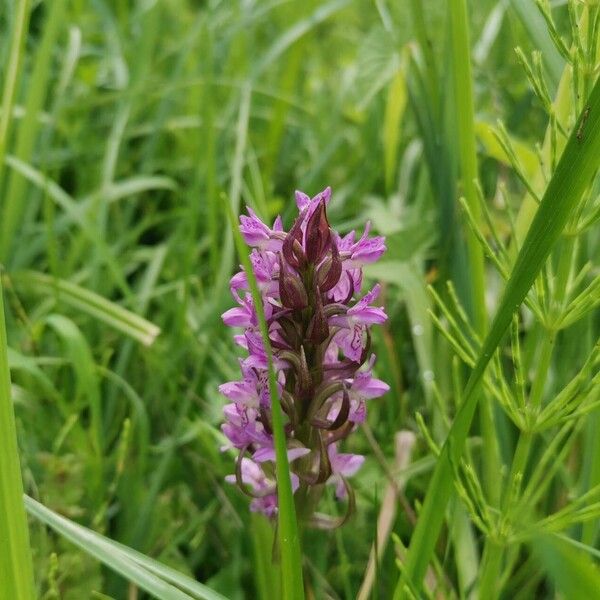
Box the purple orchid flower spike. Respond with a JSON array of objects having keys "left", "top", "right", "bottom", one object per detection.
[{"left": 220, "top": 188, "right": 388, "bottom": 525}]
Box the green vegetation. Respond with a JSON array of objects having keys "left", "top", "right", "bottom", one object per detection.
[{"left": 0, "top": 0, "right": 599, "bottom": 598}]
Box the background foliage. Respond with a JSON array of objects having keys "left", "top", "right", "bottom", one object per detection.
[{"left": 0, "top": 0, "right": 599, "bottom": 598}]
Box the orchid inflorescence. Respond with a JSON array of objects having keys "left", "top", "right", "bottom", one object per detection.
[{"left": 220, "top": 187, "right": 389, "bottom": 526}]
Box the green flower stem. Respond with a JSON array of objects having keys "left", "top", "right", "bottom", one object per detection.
[
  {"left": 225, "top": 200, "right": 304, "bottom": 600},
  {"left": 0, "top": 0, "right": 31, "bottom": 206}
]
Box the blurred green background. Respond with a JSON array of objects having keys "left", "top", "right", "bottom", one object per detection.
[{"left": 1, "top": 0, "right": 598, "bottom": 598}]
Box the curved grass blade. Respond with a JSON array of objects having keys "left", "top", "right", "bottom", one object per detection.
[
  {"left": 448, "top": 0, "right": 501, "bottom": 516},
  {"left": 0, "top": 283, "right": 36, "bottom": 599},
  {"left": 11, "top": 270, "right": 160, "bottom": 346},
  {"left": 395, "top": 76, "right": 600, "bottom": 597},
  {"left": 253, "top": 0, "right": 350, "bottom": 79},
  {"left": 4, "top": 157, "right": 133, "bottom": 298},
  {"left": 25, "top": 497, "right": 226, "bottom": 600},
  {"left": 224, "top": 199, "right": 304, "bottom": 600},
  {"left": 86, "top": 176, "right": 177, "bottom": 205}
]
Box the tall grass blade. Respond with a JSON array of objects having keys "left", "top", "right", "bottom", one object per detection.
[
  {"left": 225, "top": 200, "right": 304, "bottom": 600},
  {"left": 449, "top": 0, "right": 486, "bottom": 332},
  {"left": 0, "top": 0, "right": 31, "bottom": 203},
  {"left": 395, "top": 76, "right": 600, "bottom": 597},
  {"left": 25, "top": 496, "right": 226, "bottom": 600},
  {"left": 11, "top": 270, "right": 160, "bottom": 346},
  {"left": 449, "top": 0, "right": 501, "bottom": 514},
  {"left": 0, "top": 0, "right": 66, "bottom": 263},
  {"left": 0, "top": 281, "right": 36, "bottom": 599}
]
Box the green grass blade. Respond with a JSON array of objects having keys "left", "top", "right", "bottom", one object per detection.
[
  {"left": 87, "top": 176, "right": 177, "bottom": 205},
  {"left": 24, "top": 496, "right": 226, "bottom": 600},
  {"left": 532, "top": 533, "right": 600, "bottom": 597},
  {"left": 12, "top": 270, "right": 160, "bottom": 346},
  {"left": 383, "top": 65, "right": 408, "bottom": 194},
  {"left": 395, "top": 76, "right": 600, "bottom": 597},
  {"left": 0, "top": 0, "right": 66, "bottom": 263},
  {"left": 449, "top": 0, "right": 486, "bottom": 333},
  {"left": 0, "top": 0, "right": 31, "bottom": 206},
  {"left": 5, "top": 156, "right": 133, "bottom": 298},
  {"left": 252, "top": 0, "right": 350, "bottom": 79},
  {"left": 225, "top": 201, "right": 304, "bottom": 600},
  {"left": 0, "top": 280, "right": 36, "bottom": 599},
  {"left": 449, "top": 0, "right": 501, "bottom": 516},
  {"left": 507, "top": 0, "right": 564, "bottom": 89}
]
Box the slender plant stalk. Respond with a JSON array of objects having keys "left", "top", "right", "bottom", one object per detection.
[
  {"left": 395, "top": 75, "right": 600, "bottom": 598},
  {"left": 449, "top": 0, "right": 486, "bottom": 334},
  {"left": 449, "top": 0, "right": 501, "bottom": 510},
  {"left": 0, "top": 0, "right": 66, "bottom": 262},
  {"left": 225, "top": 200, "right": 304, "bottom": 600},
  {"left": 0, "top": 280, "right": 36, "bottom": 598},
  {"left": 0, "top": 0, "right": 31, "bottom": 202}
]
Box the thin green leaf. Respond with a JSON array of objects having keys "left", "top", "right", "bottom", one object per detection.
[
  {"left": 0, "top": 0, "right": 66, "bottom": 261},
  {"left": 383, "top": 65, "right": 408, "bottom": 193},
  {"left": 4, "top": 156, "right": 133, "bottom": 298},
  {"left": 12, "top": 270, "right": 160, "bottom": 346},
  {"left": 395, "top": 76, "right": 600, "bottom": 597},
  {"left": 25, "top": 496, "right": 226, "bottom": 600},
  {"left": 0, "top": 0, "right": 31, "bottom": 207},
  {"left": 224, "top": 200, "right": 304, "bottom": 600},
  {"left": 0, "top": 281, "right": 36, "bottom": 599}
]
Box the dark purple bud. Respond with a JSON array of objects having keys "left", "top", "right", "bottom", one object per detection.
[
  {"left": 307, "top": 291, "right": 329, "bottom": 344},
  {"left": 278, "top": 255, "right": 308, "bottom": 310},
  {"left": 282, "top": 211, "right": 306, "bottom": 270},
  {"left": 305, "top": 200, "right": 331, "bottom": 263},
  {"left": 316, "top": 237, "right": 342, "bottom": 292}
]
